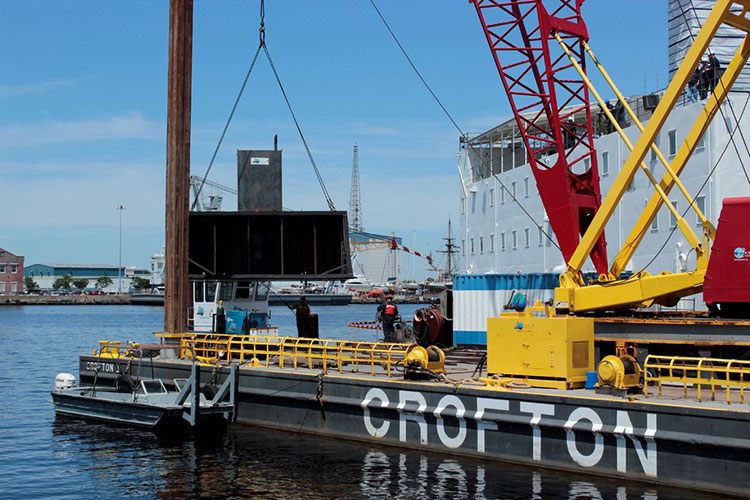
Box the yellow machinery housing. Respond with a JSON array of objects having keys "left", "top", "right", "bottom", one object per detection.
[{"left": 486, "top": 316, "right": 594, "bottom": 389}]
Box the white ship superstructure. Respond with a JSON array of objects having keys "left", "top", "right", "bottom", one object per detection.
[{"left": 458, "top": 96, "right": 750, "bottom": 280}]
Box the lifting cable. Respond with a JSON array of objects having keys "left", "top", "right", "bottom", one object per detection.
[
  {"left": 193, "top": 0, "right": 336, "bottom": 212},
  {"left": 636, "top": 1, "right": 750, "bottom": 273},
  {"left": 639, "top": 90, "right": 750, "bottom": 273},
  {"left": 678, "top": 0, "right": 750, "bottom": 186},
  {"left": 368, "top": 0, "right": 562, "bottom": 252}
]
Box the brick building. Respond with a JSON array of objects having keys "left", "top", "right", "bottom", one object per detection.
[{"left": 0, "top": 248, "right": 24, "bottom": 295}]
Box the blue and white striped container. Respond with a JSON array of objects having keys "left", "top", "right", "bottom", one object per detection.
[{"left": 452, "top": 273, "right": 558, "bottom": 345}]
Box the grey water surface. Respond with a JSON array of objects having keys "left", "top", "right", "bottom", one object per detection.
[{"left": 0, "top": 305, "right": 724, "bottom": 499}]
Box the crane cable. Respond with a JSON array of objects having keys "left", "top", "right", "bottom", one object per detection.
[
  {"left": 368, "top": 0, "right": 562, "bottom": 252},
  {"left": 679, "top": 0, "right": 750, "bottom": 186},
  {"left": 635, "top": 1, "right": 750, "bottom": 274},
  {"left": 193, "top": 0, "right": 336, "bottom": 212}
]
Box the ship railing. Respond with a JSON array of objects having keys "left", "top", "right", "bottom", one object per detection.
[
  {"left": 179, "top": 332, "right": 413, "bottom": 377},
  {"left": 644, "top": 355, "right": 750, "bottom": 404}
]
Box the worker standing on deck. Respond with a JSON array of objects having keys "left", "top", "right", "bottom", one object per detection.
[
  {"left": 215, "top": 300, "right": 226, "bottom": 334},
  {"left": 289, "top": 296, "right": 311, "bottom": 337},
  {"left": 377, "top": 295, "right": 399, "bottom": 342}
]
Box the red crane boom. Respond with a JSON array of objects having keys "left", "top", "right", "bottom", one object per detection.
[{"left": 469, "top": 0, "right": 608, "bottom": 274}]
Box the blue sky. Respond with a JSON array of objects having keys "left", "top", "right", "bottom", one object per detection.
[{"left": 0, "top": 1, "right": 666, "bottom": 278}]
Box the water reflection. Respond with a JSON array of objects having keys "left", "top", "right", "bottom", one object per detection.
[{"left": 51, "top": 418, "right": 719, "bottom": 500}]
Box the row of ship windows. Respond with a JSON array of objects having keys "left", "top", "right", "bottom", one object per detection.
[
  {"left": 462, "top": 227, "right": 543, "bottom": 255},
  {"left": 0, "top": 264, "right": 19, "bottom": 274},
  {"left": 460, "top": 130, "right": 707, "bottom": 214},
  {"left": 462, "top": 196, "right": 706, "bottom": 256}
]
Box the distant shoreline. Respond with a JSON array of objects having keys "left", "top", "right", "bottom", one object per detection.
[{"left": 0, "top": 294, "right": 131, "bottom": 306}]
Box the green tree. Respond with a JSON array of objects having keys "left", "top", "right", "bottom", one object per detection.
[
  {"left": 96, "top": 276, "right": 113, "bottom": 289},
  {"left": 131, "top": 276, "right": 151, "bottom": 291},
  {"left": 52, "top": 274, "right": 73, "bottom": 291},
  {"left": 24, "top": 276, "right": 39, "bottom": 293},
  {"left": 72, "top": 278, "right": 89, "bottom": 291}
]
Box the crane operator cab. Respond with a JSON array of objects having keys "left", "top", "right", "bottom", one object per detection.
[{"left": 192, "top": 280, "right": 274, "bottom": 334}]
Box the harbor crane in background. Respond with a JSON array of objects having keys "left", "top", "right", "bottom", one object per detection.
[
  {"left": 189, "top": 175, "right": 237, "bottom": 212},
  {"left": 471, "top": 0, "right": 750, "bottom": 314}
]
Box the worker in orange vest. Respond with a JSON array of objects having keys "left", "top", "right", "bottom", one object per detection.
[{"left": 377, "top": 295, "right": 399, "bottom": 342}]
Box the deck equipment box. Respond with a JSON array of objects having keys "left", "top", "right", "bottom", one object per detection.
[{"left": 486, "top": 316, "right": 594, "bottom": 389}]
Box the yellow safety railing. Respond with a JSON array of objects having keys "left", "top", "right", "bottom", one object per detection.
[
  {"left": 179, "top": 333, "right": 413, "bottom": 377},
  {"left": 644, "top": 355, "right": 750, "bottom": 404}
]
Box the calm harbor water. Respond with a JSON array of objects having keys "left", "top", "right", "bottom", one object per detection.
[{"left": 0, "top": 304, "right": 726, "bottom": 499}]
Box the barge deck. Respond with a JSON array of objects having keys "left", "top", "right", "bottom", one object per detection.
[{"left": 78, "top": 338, "right": 750, "bottom": 497}]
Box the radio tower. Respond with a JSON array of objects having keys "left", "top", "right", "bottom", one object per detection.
[{"left": 348, "top": 144, "right": 363, "bottom": 232}]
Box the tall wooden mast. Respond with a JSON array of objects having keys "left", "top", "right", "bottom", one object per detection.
[{"left": 164, "top": 0, "right": 193, "bottom": 334}]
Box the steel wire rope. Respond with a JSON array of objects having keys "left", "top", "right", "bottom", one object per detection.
[
  {"left": 678, "top": 0, "right": 750, "bottom": 186},
  {"left": 637, "top": 91, "right": 750, "bottom": 275},
  {"left": 262, "top": 43, "right": 336, "bottom": 211},
  {"left": 194, "top": 0, "right": 336, "bottom": 211},
  {"left": 368, "top": 0, "right": 562, "bottom": 252},
  {"left": 192, "top": 44, "right": 263, "bottom": 211},
  {"left": 593, "top": 0, "right": 750, "bottom": 278}
]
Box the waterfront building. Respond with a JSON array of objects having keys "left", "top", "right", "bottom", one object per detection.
[
  {"left": 0, "top": 248, "right": 24, "bottom": 295},
  {"left": 24, "top": 264, "right": 149, "bottom": 293}
]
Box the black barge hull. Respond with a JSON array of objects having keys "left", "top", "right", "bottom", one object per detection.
[{"left": 79, "top": 356, "right": 750, "bottom": 497}]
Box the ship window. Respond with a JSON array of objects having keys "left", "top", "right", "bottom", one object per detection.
[
  {"left": 524, "top": 228, "right": 530, "bottom": 248},
  {"left": 538, "top": 227, "right": 543, "bottom": 247},
  {"left": 524, "top": 177, "right": 529, "bottom": 197},
  {"left": 696, "top": 196, "right": 706, "bottom": 225},
  {"left": 602, "top": 151, "right": 609, "bottom": 176},
  {"left": 460, "top": 197, "right": 465, "bottom": 214},
  {"left": 501, "top": 187, "right": 505, "bottom": 204},
  {"left": 651, "top": 213, "right": 658, "bottom": 231},
  {"left": 490, "top": 234, "right": 494, "bottom": 252},
  {"left": 500, "top": 233, "right": 506, "bottom": 251},
  {"left": 670, "top": 202, "right": 678, "bottom": 228},
  {"left": 696, "top": 134, "right": 706, "bottom": 152},
  {"left": 668, "top": 129, "right": 677, "bottom": 157},
  {"left": 651, "top": 133, "right": 659, "bottom": 162},
  {"left": 479, "top": 236, "right": 484, "bottom": 253},
  {"left": 194, "top": 282, "right": 204, "bottom": 303},
  {"left": 512, "top": 230, "right": 517, "bottom": 250},
  {"left": 220, "top": 282, "right": 234, "bottom": 302},
  {"left": 255, "top": 281, "right": 270, "bottom": 301},
  {"left": 490, "top": 188, "right": 495, "bottom": 206},
  {"left": 206, "top": 281, "right": 218, "bottom": 303},
  {"left": 236, "top": 281, "right": 251, "bottom": 299},
  {"left": 462, "top": 240, "right": 466, "bottom": 256},
  {"left": 511, "top": 181, "right": 517, "bottom": 199},
  {"left": 470, "top": 238, "right": 475, "bottom": 254}
]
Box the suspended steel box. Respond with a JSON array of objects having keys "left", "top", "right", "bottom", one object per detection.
[
  {"left": 486, "top": 316, "right": 594, "bottom": 389},
  {"left": 237, "top": 150, "right": 282, "bottom": 211},
  {"left": 188, "top": 211, "right": 352, "bottom": 280}
]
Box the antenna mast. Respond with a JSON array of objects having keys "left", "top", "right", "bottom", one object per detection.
[{"left": 348, "top": 144, "right": 363, "bottom": 232}]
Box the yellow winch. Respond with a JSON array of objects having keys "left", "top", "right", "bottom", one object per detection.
[
  {"left": 404, "top": 345, "right": 445, "bottom": 379},
  {"left": 597, "top": 354, "right": 642, "bottom": 392}
]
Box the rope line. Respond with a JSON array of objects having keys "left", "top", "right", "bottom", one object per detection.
[{"left": 369, "top": 0, "right": 561, "bottom": 251}]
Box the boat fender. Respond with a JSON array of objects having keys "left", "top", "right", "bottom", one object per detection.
[
  {"left": 114, "top": 374, "right": 135, "bottom": 393},
  {"left": 201, "top": 384, "right": 219, "bottom": 399}
]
